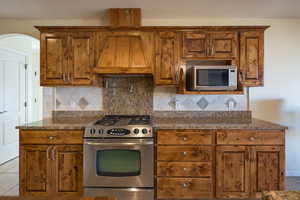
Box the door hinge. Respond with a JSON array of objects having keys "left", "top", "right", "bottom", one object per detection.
[
  {"left": 24, "top": 64, "right": 28, "bottom": 70},
  {"left": 24, "top": 102, "right": 27, "bottom": 107}
]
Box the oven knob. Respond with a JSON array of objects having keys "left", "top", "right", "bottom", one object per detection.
[
  {"left": 90, "top": 129, "right": 96, "bottom": 135},
  {"left": 98, "top": 129, "right": 103, "bottom": 134},
  {"left": 133, "top": 128, "right": 139, "bottom": 134},
  {"left": 142, "top": 128, "right": 148, "bottom": 134}
]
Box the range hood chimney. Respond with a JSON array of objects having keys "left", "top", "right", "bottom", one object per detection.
[
  {"left": 108, "top": 8, "right": 141, "bottom": 27},
  {"left": 95, "top": 8, "right": 153, "bottom": 75}
]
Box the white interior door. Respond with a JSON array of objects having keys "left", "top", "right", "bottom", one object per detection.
[{"left": 0, "top": 48, "right": 27, "bottom": 164}]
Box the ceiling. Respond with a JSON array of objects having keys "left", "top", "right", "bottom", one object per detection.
[{"left": 0, "top": 0, "right": 300, "bottom": 19}]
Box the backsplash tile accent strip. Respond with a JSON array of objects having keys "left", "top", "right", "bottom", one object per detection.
[
  {"left": 153, "top": 87, "right": 248, "bottom": 111},
  {"left": 43, "top": 79, "right": 248, "bottom": 119},
  {"left": 55, "top": 87, "right": 103, "bottom": 111}
]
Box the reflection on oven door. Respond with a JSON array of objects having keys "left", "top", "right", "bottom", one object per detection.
[{"left": 85, "top": 188, "right": 154, "bottom": 200}]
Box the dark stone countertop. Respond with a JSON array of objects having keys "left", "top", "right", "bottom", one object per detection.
[{"left": 17, "top": 117, "right": 287, "bottom": 131}]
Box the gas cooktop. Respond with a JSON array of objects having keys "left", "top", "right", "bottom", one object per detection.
[{"left": 84, "top": 115, "right": 153, "bottom": 138}]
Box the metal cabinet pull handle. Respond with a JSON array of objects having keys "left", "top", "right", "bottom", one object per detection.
[
  {"left": 51, "top": 147, "right": 57, "bottom": 160},
  {"left": 182, "top": 136, "right": 188, "bottom": 141},
  {"left": 46, "top": 146, "right": 52, "bottom": 160},
  {"left": 63, "top": 73, "right": 66, "bottom": 82}
]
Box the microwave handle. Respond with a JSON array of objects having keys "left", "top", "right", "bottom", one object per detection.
[{"left": 239, "top": 71, "right": 246, "bottom": 82}]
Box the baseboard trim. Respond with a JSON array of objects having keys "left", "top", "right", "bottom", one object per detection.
[{"left": 286, "top": 170, "right": 300, "bottom": 176}]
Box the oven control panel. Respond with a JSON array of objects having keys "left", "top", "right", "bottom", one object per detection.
[{"left": 84, "top": 126, "right": 153, "bottom": 138}]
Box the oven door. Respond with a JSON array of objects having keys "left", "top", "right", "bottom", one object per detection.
[{"left": 84, "top": 138, "right": 154, "bottom": 188}]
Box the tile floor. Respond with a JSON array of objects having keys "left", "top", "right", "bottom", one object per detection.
[{"left": 0, "top": 158, "right": 300, "bottom": 196}]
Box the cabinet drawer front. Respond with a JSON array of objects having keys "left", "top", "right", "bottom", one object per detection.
[
  {"left": 157, "top": 162, "right": 212, "bottom": 177},
  {"left": 157, "top": 130, "right": 213, "bottom": 145},
  {"left": 20, "top": 130, "right": 83, "bottom": 144},
  {"left": 157, "top": 146, "right": 212, "bottom": 161},
  {"left": 216, "top": 130, "right": 284, "bottom": 145},
  {"left": 157, "top": 177, "right": 212, "bottom": 199}
]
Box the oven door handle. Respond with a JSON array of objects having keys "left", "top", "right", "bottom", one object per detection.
[{"left": 85, "top": 141, "right": 153, "bottom": 146}]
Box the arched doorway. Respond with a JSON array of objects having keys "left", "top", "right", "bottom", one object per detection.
[{"left": 0, "top": 34, "right": 42, "bottom": 165}]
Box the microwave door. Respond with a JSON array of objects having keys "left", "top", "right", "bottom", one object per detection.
[{"left": 196, "top": 69, "right": 229, "bottom": 90}]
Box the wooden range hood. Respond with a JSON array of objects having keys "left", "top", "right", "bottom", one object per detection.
[{"left": 94, "top": 8, "right": 154, "bottom": 74}]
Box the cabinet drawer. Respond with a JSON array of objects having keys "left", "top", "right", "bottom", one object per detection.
[
  {"left": 157, "top": 162, "right": 212, "bottom": 177},
  {"left": 157, "top": 177, "right": 213, "bottom": 199},
  {"left": 157, "top": 130, "right": 213, "bottom": 145},
  {"left": 216, "top": 130, "right": 284, "bottom": 145},
  {"left": 20, "top": 130, "right": 83, "bottom": 145},
  {"left": 157, "top": 146, "right": 212, "bottom": 161}
]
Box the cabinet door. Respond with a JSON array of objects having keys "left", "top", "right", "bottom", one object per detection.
[
  {"left": 210, "top": 32, "right": 238, "bottom": 58},
  {"left": 251, "top": 146, "right": 285, "bottom": 198},
  {"left": 240, "top": 31, "right": 264, "bottom": 87},
  {"left": 69, "top": 32, "right": 95, "bottom": 85},
  {"left": 216, "top": 146, "right": 251, "bottom": 199},
  {"left": 182, "top": 32, "right": 209, "bottom": 58},
  {"left": 155, "top": 32, "right": 179, "bottom": 85},
  {"left": 53, "top": 145, "right": 83, "bottom": 195},
  {"left": 96, "top": 31, "right": 154, "bottom": 74},
  {"left": 40, "top": 32, "right": 69, "bottom": 86},
  {"left": 20, "top": 145, "right": 53, "bottom": 196}
]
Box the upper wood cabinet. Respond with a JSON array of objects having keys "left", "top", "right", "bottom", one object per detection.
[
  {"left": 182, "top": 32, "right": 208, "bottom": 58},
  {"left": 95, "top": 31, "right": 154, "bottom": 74},
  {"left": 155, "top": 32, "right": 179, "bottom": 85},
  {"left": 41, "top": 32, "right": 69, "bottom": 86},
  {"left": 240, "top": 31, "right": 264, "bottom": 87},
  {"left": 40, "top": 31, "right": 95, "bottom": 86},
  {"left": 182, "top": 31, "right": 238, "bottom": 59}
]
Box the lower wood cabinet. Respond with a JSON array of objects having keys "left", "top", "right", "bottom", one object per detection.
[
  {"left": 216, "top": 145, "right": 285, "bottom": 199},
  {"left": 19, "top": 129, "right": 84, "bottom": 196},
  {"left": 20, "top": 144, "right": 83, "bottom": 196},
  {"left": 157, "top": 178, "right": 213, "bottom": 199},
  {"left": 156, "top": 129, "right": 285, "bottom": 200}
]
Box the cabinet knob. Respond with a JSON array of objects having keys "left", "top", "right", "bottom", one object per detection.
[
  {"left": 48, "top": 136, "right": 56, "bottom": 140},
  {"left": 182, "top": 136, "right": 188, "bottom": 141},
  {"left": 249, "top": 136, "right": 255, "bottom": 141},
  {"left": 182, "top": 182, "right": 190, "bottom": 188},
  {"left": 183, "top": 167, "right": 188, "bottom": 171},
  {"left": 182, "top": 151, "right": 188, "bottom": 156}
]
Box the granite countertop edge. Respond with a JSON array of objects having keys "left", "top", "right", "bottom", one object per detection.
[{"left": 17, "top": 118, "right": 288, "bottom": 131}]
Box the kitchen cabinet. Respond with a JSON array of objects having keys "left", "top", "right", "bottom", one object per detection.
[
  {"left": 156, "top": 130, "right": 214, "bottom": 199},
  {"left": 19, "top": 130, "right": 84, "bottom": 196},
  {"left": 240, "top": 31, "right": 264, "bottom": 87},
  {"left": 156, "top": 129, "right": 285, "bottom": 200},
  {"left": 40, "top": 31, "right": 95, "bottom": 86},
  {"left": 216, "top": 146, "right": 251, "bottom": 199},
  {"left": 20, "top": 145, "right": 52, "bottom": 196},
  {"left": 251, "top": 146, "right": 285, "bottom": 198},
  {"left": 54, "top": 145, "right": 83, "bottom": 194},
  {"left": 182, "top": 31, "right": 238, "bottom": 59},
  {"left": 95, "top": 31, "right": 154, "bottom": 74},
  {"left": 154, "top": 32, "right": 179, "bottom": 85}
]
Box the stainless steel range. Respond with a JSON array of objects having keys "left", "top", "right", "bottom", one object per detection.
[{"left": 84, "top": 115, "right": 154, "bottom": 200}]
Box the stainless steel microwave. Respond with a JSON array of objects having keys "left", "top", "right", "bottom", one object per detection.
[{"left": 189, "top": 65, "right": 237, "bottom": 91}]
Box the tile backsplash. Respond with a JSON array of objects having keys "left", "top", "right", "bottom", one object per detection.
[{"left": 43, "top": 77, "right": 248, "bottom": 118}]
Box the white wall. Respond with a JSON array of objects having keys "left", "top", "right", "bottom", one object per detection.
[{"left": 0, "top": 18, "right": 299, "bottom": 175}]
